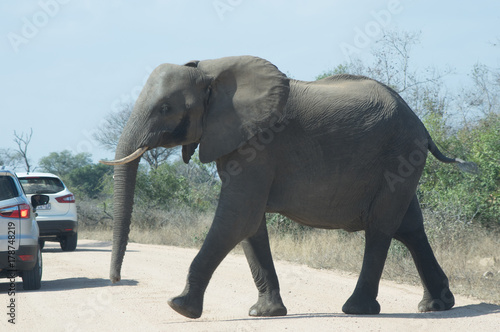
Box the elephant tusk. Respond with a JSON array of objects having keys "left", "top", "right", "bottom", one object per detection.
[{"left": 99, "top": 147, "right": 149, "bottom": 166}]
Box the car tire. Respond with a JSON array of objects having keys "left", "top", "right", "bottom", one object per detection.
[
  {"left": 39, "top": 240, "right": 45, "bottom": 250},
  {"left": 60, "top": 233, "right": 78, "bottom": 251},
  {"left": 22, "top": 248, "right": 42, "bottom": 290}
]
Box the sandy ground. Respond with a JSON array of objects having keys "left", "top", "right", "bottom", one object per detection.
[{"left": 1, "top": 239, "right": 499, "bottom": 332}]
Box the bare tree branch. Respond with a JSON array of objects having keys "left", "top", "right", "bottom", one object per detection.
[
  {"left": 93, "top": 102, "right": 134, "bottom": 151},
  {"left": 0, "top": 148, "right": 21, "bottom": 169},
  {"left": 13, "top": 128, "right": 33, "bottom": 172}
]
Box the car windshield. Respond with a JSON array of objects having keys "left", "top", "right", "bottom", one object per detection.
[
  {"left": 19, "top": 177, "right": 65, "bottom": 194},
  {"left": 0, "top": 176, "right": 19, "bottom": 201}
]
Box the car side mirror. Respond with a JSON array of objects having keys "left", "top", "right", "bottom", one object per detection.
[{"left": 31, "top": 194, "right": 50, "bottom": 209}]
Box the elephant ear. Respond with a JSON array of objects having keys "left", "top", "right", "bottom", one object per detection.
[
  {"left": 196, "top": 56, "right": 290, "bottom": 163},
  {"left": 181, "top": 60, "right": 201, "bottom": 164}
]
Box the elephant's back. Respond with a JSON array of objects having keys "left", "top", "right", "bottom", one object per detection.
[
  {"left": 286, "top": 77, "right": 424, "bottom": 140},
  {"left": 286, "top": 79, "right": 397, "bottom": 142}
]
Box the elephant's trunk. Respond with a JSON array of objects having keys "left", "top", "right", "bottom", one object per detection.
[{"left": 108, "top": 144, "right": 140, "bottom": 283}]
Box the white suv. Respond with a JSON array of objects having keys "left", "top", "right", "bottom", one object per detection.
[{"left": 17, "top": 173, "right": 78, "bottom": 251}]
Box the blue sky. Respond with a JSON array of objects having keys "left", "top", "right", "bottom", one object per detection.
[{"left": 1, "top": 0, "right": 499, "bottom": 167}]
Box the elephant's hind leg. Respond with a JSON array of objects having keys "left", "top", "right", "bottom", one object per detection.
[
  {"left": 241, "top": 216, "right": 287, "bottom": 317},
  {"left": 343, "top": 186, "right": 415, "bottom": 315},
  {"left": 394, "top": 195, "right": 455, "bottom": 312},
  {"left": 342, "top": 226, "right": 392, "bottom": 314}
]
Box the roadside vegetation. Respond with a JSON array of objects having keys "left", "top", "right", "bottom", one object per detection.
[{"left": 2, "top": 30, "right": 499, "bottom": 305}]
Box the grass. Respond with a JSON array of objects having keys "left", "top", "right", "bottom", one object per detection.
[
  {"left": 266, "top": 218, "right": 500, "bottom": 304},
  {"left": 79, "top": 204, "right": 500, "bottom": 305}
]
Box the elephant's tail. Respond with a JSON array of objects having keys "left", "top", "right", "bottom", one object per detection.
[{"left": 426, "top": 135, "right": 479, "bottom": 174}]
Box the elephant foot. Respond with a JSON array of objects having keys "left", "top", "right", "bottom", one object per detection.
[
  {"left": 342, "top": 294, "right": 380, "bottom": 315},
  {"left": 168, "top": 295, "right": 203, "bottom": 319},
  {"left": 249, "top": 290, "right": 287, "bottom": 317},
  {"left": 418, "top": 289, "right": 455, "bottom": 312}
]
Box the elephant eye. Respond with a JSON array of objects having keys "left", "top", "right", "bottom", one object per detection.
[{"left": 159, "top": 104, "right": 169, "bottom": 115}]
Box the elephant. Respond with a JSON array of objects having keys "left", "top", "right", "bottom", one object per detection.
[{"left": 101, "top": 55, "right": 470, "bottom": 318}]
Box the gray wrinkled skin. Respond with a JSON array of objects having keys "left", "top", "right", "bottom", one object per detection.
[{"left": 103, "top": 56, "right": 460, "bottom": 318}]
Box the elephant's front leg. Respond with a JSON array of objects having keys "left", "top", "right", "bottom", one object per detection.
[
  {"left": 241, "top": 216, "right": 287, "bottom": 317},
  {"left": 168, "top": 170, "right": 271, "bottom": 319},
  {"left": 167, "top": 217, "right": 245, "bottom": 318}
]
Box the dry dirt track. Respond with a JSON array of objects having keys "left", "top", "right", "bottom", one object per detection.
[{"left": 1, "top": 240, "right": 499, "bottom": 332}]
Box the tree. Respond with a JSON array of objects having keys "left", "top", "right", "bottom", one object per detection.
[
  {"left": 93, "top": 102, "right": 133, "bottom": 151},
  {"left": 464, "top": 63, "right": 499, "bottom": 117},
  {"left": 142, "top": 147, "right": 178, "bottom": 170},
  {"left": 39, "top": 150, "right": 92, "bottom": 177},
  {"left": 365, "top": 30, "right": 421, "bottom": 92},
  {"left": 66, "top": 163, "right": 113, "bottom": 198},
  {"left": 172, "top": 152, "right": 220, "bottom": 210},
  {"left": 315, "top": 64, "right": 352, "bottom": 80},
  {"left": 13, "top": 128, "right": 34, "bottom": 172},
  {"left": 0, "top": 149, "right": 21, "bottom": 169},
  {"left": 419, "top": 111, "right": 500, "bottom": 226},
  {"left": 94, "top": 102, "right": 180, "bottom": 169},
  {"left": 135, "top": 163, "right": 190, "bottom": 210},
  {"left": 321, "top": 30, "right": 451, "bottom": 119},
  {"left": 133, "top": 151, "right": 220, "bottom": 213}
]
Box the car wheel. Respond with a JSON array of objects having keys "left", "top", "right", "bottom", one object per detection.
[
  {"left": 22, "top": 248, "right": 42, "bottom": 290},
  {"left": 60, "top": 233, "right": 78, "bottom": 251},
  {"left": 39, "top": 240, "right": 45, "bottom": 250}
]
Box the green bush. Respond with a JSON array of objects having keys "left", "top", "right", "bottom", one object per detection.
[
  {"left": 266, "top": 213, "right": 313, "bottom": 238},
  {"left": 420, "top": 112, "right": 500, "bottom": 227},
  {"left": 134, "top": 155, "right": 220, "bottom": 214},
  {"left": 66, "top": 163, "right": 113, "bottom": 199},
  {"left": 135, "top": 163, "right": 190, "bottom": 209}
]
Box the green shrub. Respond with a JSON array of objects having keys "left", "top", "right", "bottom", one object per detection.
[
  {"left": 266, "top": 214, "right": 313, "bottom": 238},
  {"left": 420, "top": 112, "right": 500, "bottom": 227},
  {"left": 135, "top": 163, "right": 190, "bottom": 210},
  {"left": 66, "top": 163, "right": 113, "bottom": 199}
]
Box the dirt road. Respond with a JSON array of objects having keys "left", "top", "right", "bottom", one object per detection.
[{"left": 2, "top": 240, "right": 499, "bottom": 331}]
